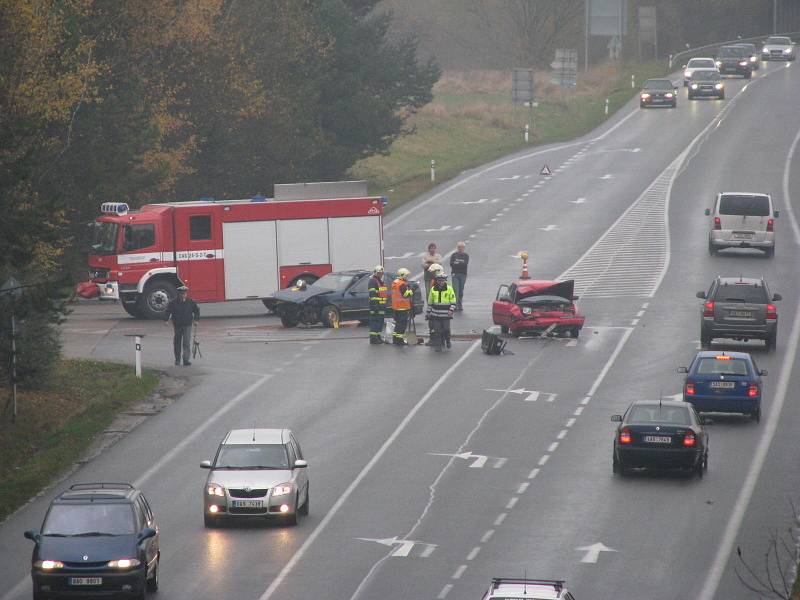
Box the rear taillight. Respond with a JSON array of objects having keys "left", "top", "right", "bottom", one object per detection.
[
  {"left": 766, "top": 218, "right": 774, "bottom": 232},
  {"left": 714, "top": 217, "right": 721, "bottom": 230},
  {"left": 685, "top": 381, "right": 695, "bottom": 396},
  {"left": 619, "top": 428, "right": 632, "bottom": 445},
  {"left": 748, "top": 383, "right": 759, "bottom": 398},
  {"left": 683, "top": 432, "right": 696, "bottom": 447},
  {"left": 703, "top": 301, "right": 715, "bottom": 318},
  {"left": 766, "top": 304, "right": 777, "bottom": 319}
]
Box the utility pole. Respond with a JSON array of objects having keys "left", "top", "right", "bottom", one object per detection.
[{"left": 1, "top": 276, "right": 23, "bottom": 423}]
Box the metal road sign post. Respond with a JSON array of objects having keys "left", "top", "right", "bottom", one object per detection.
[
  {"left": 551, "top": 49, "right": 578, "bottom": 89},
  {"left": 1, "top": 277, "right": 23, "bottom": 422},
  {"left": 124, "top": 334, "right": 145, "bottom": 379}
]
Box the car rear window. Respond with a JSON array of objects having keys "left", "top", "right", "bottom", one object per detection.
[
  {"left": 718, "top": 47, "right": 746, "bottom": 57},
  {"left": 714, "top": 283, "right": 768, "bottom": 303},
  {"left": 718, "top": 195, "right": 770, "bottom": 216},
  {"left": 628, "top": 405, "right": 690, "bottom": 425},
  {"left": 688, "top": 59, "right": 716, "bottom": 68},
  {"left": 696, "top": 357, "right": 749, "bottom": 376},
  {"left": 42, "top": 503, "right": 135, "bottom": 536}
]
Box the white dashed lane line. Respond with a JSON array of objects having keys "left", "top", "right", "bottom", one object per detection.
[
  {"left": 438, "top": 585, "right": 453, "bottom": 599},
  {"left": 538, "top": 455, "right": 550, "bottom": 466},
  {"left": 517, "top": 482, "right": 529, "bottom": 494},
  {"left": 494, "top": 513, "right": 507, "bottom": 526},
  {"left": 566, "top": 418, "right": 576, "bottom": 427},
  {"left": 547, "top": 442, "right": 559, "bottom": 452},
  {"left": 506, "top": 497, "right": 519, "bottom": 509},
  {"left": 574, "top": 406, "right": 585, "bottom": 416},
  {"left": 528, "top": 468, "right": 540, "bottom": 479},
  {"left": 466, "top": 546, "right": 482, "bottom": 561},
  {"left": 557, "top": 429, "right": 568, "bottom": 440},
  {"left": 452, "top": 565, "right": 467, "bottom": 579},
  {"left": 481, "top": 529, "right": 495, "bottom": 543}
]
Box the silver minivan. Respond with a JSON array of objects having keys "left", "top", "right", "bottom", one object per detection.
[
  {"left": 706, "top": 193, "right": 778, "bottom": 257},
  {"left": 201, "top": 428, "right": 309, "bottom": 527}
]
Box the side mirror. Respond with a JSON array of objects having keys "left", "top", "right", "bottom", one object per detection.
[
  {"left": 760, "top": 369, "right": 768, "bottom": 376},
  {"left": 572, "top": 295, "right": 580, "bottom": 301},
  {"left": 774, "top": 210, "right": 780, "bottom": 218},
  {"left": 677, "top": 366, "right": 689, "bottom": 373},
  {"left": 200, "top": 460, "right": 211, "bottom": 469},
  {"left": 137, "top": 527, "right": 157, "bottom": 543},
  {"left": 773, "top": 293, "right": 782, "bottom": 301},
  {"left": 24, "top": 530, "right": 40, "bottom": 542},
  {"left": 704, "top": 208, "right": 711, "bottom": 216},
  {"left": 294, "top": 459, "right": 308, "bottom": 469},
  {"left": 610, "top": 415, "right": 623, "bottom": 422},
  {"left": 696, "top": 291, "right": 706, "bottom": 299}
]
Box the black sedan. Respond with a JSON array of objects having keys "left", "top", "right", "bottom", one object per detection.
[
  {"left": 611, "top": 400, "right": 709, "bottom": 477},
  {"left": 272, "top": 270, "right": 423, "bottom": 328},
  {"left": 639, "top": 78, "right": 678, "bottom": 108},
  {"left": 687, "top": 69, "right": 724, "bottom": 100}
]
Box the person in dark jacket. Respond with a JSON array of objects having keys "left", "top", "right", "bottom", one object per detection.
[
  {"left": 368, "top": 265, "right": 389, "bottom": 345},
  {"left": 165, "top": 285, "right": 199, "bottom": 365},
  {"left": 449, "top": 241, "right": 469, "bottom": 311}
]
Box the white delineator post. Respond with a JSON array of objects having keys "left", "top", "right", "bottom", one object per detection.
[
  {"left": 605, "top": 98, "right": 609, "bottom": 115},
  {"left": 125, "top": 334, "right": 145, "bottom": 379},
  {"left": 430, "top": 159, "right": 436, "bottom": 182},
  {"left": 631, "top": 74, "right": 635, "bottom": 88},
  {"left": 524, "top": 124, "right": 530, "bottom": 143}
]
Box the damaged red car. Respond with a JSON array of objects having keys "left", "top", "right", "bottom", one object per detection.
[{"left": 491, "top": 279, "right": 585, "bottom": 338}]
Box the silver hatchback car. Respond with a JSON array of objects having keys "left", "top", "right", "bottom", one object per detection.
[
  {"left": 201, "top": 428, "right": 309, "bottom": 527},
  {"left": 706, "top": 192, "right": 778, "bottom": 257}
]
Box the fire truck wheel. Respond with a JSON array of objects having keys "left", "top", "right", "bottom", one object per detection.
[
  {"left": 121, "top": 300, "right": 145, "bottom": 319},
  {"left": 320, "top": 305, "right": 340, "bottom": 328},
  {"left": 139, "top": 280, "right": 177, "bottom": 319}
]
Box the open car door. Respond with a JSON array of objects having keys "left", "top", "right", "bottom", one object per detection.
[{"left": 492, "top": 284, "right": 513, "bottom": 326}]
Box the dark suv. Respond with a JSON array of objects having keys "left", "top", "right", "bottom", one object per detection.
[
  {"left": 715, "top": 45, "right": 753, "bottom": 78},
  {"left": 24, "top": 483, "right": 160, "bottom": 599},
  {"left": 697, "top": 277, "right": 781, "bottom": 351}
]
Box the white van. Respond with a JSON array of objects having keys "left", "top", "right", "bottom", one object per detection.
[{"left": 706, "top": 192, "right": 778, "bottom": 257}]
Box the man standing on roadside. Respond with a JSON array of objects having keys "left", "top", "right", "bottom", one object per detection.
[
  {"left": 390, "top": 268, "right": 414, "bottom": 346},
  {"left": 450, "top": 241, "right": 469, "bottom": 311},
  {"left": 165, "top": 285, "right": 199, "bottom": 366},
  {"left": 422, "top": 242, "right": 442, "bottom": 296}
]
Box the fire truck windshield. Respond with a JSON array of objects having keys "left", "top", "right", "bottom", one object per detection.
[{"left": 90, "top": 221, "right": 119, "bottom": 255}]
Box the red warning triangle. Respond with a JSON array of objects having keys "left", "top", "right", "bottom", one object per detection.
[{"left": 540, "top": 164, "right": 553, "bottom": 176}]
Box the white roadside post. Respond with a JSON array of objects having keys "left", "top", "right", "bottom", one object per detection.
[
  {"left": 604, "top": 98, "right": 609, "bottom": 115},
  {"left": 125, "top": 334, "right": 145, "bottom": 379},
  {"left": 430, "top": 159, "right": 436, "bottom": 182},
  {"left": 524, "top": 124, "right": 530, "bottom": 143},
  {"left": 631, "top": 74, "right": 635, "bottom": 88}
]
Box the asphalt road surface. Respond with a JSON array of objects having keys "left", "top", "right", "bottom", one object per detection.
[{"left": 3, "top": 61, "right": 800, "bottom": 600}]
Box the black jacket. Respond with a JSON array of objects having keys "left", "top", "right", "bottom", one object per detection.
[
  {"left": 166, "top": 297, "right": 199, "bottom": 326},
  {"left": 450, "top": 251, "right": 469, "bottom": 274}
]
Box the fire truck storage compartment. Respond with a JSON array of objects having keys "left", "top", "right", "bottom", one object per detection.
[
  {"left": 277, "top": 219, "right": 329, "bottom": 266},
  {"left": 222, "top": 221, "right": 279, "bottom": 300},
  {"left": 328, "top": 216, "right": 382, "bottom": 271}
]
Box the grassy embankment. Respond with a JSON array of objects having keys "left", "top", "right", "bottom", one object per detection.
[
  {"left": 352, "top": 61, "right": 669, "bottom": 211},
  {"left": 0, "top": 360, "right": 158, "bottom": 521}
]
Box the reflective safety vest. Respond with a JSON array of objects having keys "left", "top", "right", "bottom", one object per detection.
[
  {"left": 427, "top": 284, "right": 456, "bottom": 318},
  {"left": 391, "top": 278, "right": 413, "bottom": 310},
  {"left": 368, "top": 275, "right": 389, "bottom": 308}
]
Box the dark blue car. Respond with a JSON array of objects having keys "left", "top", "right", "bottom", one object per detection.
[{"left": 678, "top": 351, "right": 766, "bottom": 422}]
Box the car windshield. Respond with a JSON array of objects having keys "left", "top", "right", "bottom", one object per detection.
[
  {"left": 627, "top": 405, "right": 690, "bottom": 425},
  {"left": 42, "top": 503, "right": 135, "bottom": 536},
  {"left": 766, "top": 37, "right": 791, "bottom": 45},
  {"left": 718, "top": 194, "right": 770, "bottom": 216},
  {"left": 696, "top": 357, "right": 749, "bottom": 376},
  {"left": 715, "top": 284, "right": 768, "bottom": 303},
  {"left": 311, "top": 273, "right": 357, "bottom": 291},
  {"left": 90, "top": 221, "right": 119, "bottom": 255},
  {"left": 718, "top": 47, "right": 746, "bottom": 58},
  {"left": 644, "top": 80, "right": 672, "bottom": 90},
  {"left": 214, "top": 444, "right": 290, "bottom": 469},
  {"left": 688, "top": 59, "right": 716, "bottom": 68},
  {"left": 692, "top": 70, "right": 720, "bottom": 81}
]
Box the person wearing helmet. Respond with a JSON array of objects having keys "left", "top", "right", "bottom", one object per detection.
[
  {"left": 426, "top": 271, "right": 456, "bottom": 350},
  {"left": 368, "top": 265, "right": 389, "bottom": 345},
  {"left": 391, "top": 268, "right": 415, "bottom": 346}
]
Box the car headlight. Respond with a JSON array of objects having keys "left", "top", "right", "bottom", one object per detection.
[
  {"left": 207, "top": 483, "right": 225, "bottom": 497},
  {"left": 272, "top": 484, "right": 293, "bottom": 497},
  {"left": 665, "top": 92, "right": 674, "bottom": 98},
  {"left": 521, "top": 306, "right": 532, "bottom": 315},
  {"left": 785, "top": 48, "right": 792, "bottom": 54},
  {"left": 738, "top": 61, "right": 748, "bottom": 66},
  {"left": 35, "top": 560, "right": 65, "bottom": 570},
  {"left": 715, "top": 60, "right": 722, "bottom": 67},
  {"left": 640, "top": 93, "right": 650, "bottom": 99},
  {"left": 690, "top": 84, "right": 699, "bottom": 89},
  {"left": 715, "top": 83, "right": 724, "bottom": 90},
  {"left": 107, "top": 558, "right": 141, "bottom": 569},
  {"left": 762, "top": 47, "right": 768, "bottom": 53}
]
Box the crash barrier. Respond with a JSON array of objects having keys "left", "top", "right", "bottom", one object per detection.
[
  {"left": 482, "top": 329, "right": 507, "bottom": 356},
  {"left": 669, "top": 31, "right": 800, "bottom": 68}
]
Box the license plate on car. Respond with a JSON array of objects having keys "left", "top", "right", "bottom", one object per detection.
[
  {"left": 729, "top": 310, "right": 753, "bottom": 318},
  {"left": 710, "top": 381, "right": 735, "bottom": 388},
  {"left": 733, "top": 232, "right": 754, "bottom": 239},
  {"left": 232, "top": 499, "right": 264, "bottom": 508},
  {"left": 644, "top": 435, "right": 672, "bottom": 444},
  {"left": 69, "top": 577, "right": 102, "bottom": 586}
]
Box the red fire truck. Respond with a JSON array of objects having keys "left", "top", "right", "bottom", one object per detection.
[{"left": 76, "top": 182, "right": 385, "bottom": 319}]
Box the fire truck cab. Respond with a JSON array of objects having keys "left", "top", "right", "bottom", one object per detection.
[{"left": 79, "top": 182, "right": 385, "bottom": 319}]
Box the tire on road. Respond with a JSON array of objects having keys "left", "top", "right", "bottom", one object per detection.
[
  {"left": 138, "top": 280, "right": 176, "bottom": 320},
  {"left": 320, "top": 305, "right": 341, "bottom": 328},
  {"left": 121, "top": 298, "right": 145, "bottom": 319}
]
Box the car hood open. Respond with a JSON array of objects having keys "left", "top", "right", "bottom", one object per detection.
[{"left": 516, "top": 280, "right": 575, "bottom": 302}]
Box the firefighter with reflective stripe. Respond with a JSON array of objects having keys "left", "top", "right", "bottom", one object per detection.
[
  {"left": 426, "top": 271, "right": 456, "bottom": 349},
  {"left": 391, "top": 268, "right": 414, "bottom": 346},
  {"left": 368, "top": 265, "right": 389, "bottom": 345}
]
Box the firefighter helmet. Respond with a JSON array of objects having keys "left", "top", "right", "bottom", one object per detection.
[
  {"left": 396, "top": 268, "right": 410, "bottom": 279},
  {"left": 373, "top": 265, "right": 384, "bottom": 274},
  {"left": 428, "top": 263, "right": 443, "bottom": 275}
]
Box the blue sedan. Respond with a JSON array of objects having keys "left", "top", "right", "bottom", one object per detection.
[{"left": 677, "top": 351, "right": 766, "bottom": 422}]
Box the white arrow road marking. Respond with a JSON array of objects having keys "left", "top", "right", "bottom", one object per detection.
[
  {"left": 454, "top": 198, "right": 488, "bottom": 205},
  {"left": 538, "top": 224, "right": 557, "bottom": 231},
  {"left": 485, "top": 388, "right": 557, "bottom": 402},
  {"left": 600, "top": 173, "right": 615, "bottom": 180},
  {"left": 356, "top": 536, "right": 436, "bottom": 557},
  {"left": 428, "top": 451, "right": 506, "bottom": 468},
  {"left": 384, "top": 252, "right": 416, "bottom": 260},
  {"left": 577, "top": 542, "right": 617, "bottom": 563},
  {"left": 497, "top": 175, "right": 521, "bottom": 180},
  {"left": 570, "top": 197, "right": 587, "bottom": 204}
]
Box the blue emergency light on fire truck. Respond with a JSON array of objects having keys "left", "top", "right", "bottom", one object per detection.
[{"left": 78, "top": 182, "right": 386, "bottom": 319}]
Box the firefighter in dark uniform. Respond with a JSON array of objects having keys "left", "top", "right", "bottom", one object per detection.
[
  {"left": 165, "top": 285, "right": 200, "bottom": 365},
  {"left": 390, "top": 268, "right": 414, "bottom": 346},
  {"left": 368, "top": 265, "right": 389, "bottom": 345}
]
